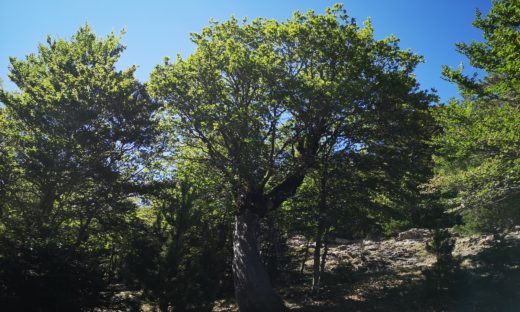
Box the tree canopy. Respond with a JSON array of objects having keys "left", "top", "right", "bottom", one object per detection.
[
  {"left": 0, "top": 2, "right": 518, "bottom": 311},
  {"left": 0, "top": 25, "right": 158, "bottom": 310},
  {"left": 149, "top": 5, "right": 435, "bottom": 310},
  {"left": 433, "top": 0, "right": 520, "bottom": 232}
]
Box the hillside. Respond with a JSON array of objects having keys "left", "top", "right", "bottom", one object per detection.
[{"left": 211, "top": 228, "right": 520, "bottom": 311}]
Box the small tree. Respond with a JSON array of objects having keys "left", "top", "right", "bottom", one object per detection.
[
  {"left": 426, "top": 229, "right": 456, "bottom": 265},
  {"left": 433, "top": 0, "right": 520, "bottom": 232},
  {"left": 123, "top": 180, "right": 231, "bottom": 311}
]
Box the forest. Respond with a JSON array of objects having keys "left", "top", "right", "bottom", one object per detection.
[{"left": 0, "top": 1, "right": 519, "bottom": 311}]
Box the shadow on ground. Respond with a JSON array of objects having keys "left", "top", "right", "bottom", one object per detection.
[{"left": 284, "top": 236, "right": 520, "bottom": 311}]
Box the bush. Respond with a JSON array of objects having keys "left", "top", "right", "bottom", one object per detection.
[
  {"left": 0, "top": 239, "right": 108, "bottom": 311},
  {"left": 423, "top": 229, "right": 461, "bottom": 295}
]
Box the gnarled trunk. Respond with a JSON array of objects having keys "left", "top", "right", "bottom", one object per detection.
[
  {"left": 266, "top": 213, "right": 283, "bottom": 281},
  {"left": 232, "top": 208, "right": 285, "bottom": 312}
]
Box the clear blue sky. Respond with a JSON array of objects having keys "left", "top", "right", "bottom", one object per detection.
[{"left": 0, "top": 0, "right": 492, "bottom": 102}]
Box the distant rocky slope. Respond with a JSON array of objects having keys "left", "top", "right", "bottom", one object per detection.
[{"left": 288, "top": 228, "right": 520, "bottom": 274}]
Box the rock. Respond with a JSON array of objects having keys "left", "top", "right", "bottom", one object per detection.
[
  {"left": 397, "top": 228, "right": 431, "bottom": 241},
  {"left": 287, "top": 227, "right": 520, "bottom": 286},
  {"left": 445, "top": 227, "right": 462, "bottom": 238},
  {"left": 460, "top": 258, "right": 474, "bottom": 268},
  {"left": 363, "top": 242, "right": 379, "bottom": 251},
  {"left": 334, "top": 237, "right": 350, "bottom": 245},
  {"left": 287, "top": 235, "right": 308, "bottom": 247}
]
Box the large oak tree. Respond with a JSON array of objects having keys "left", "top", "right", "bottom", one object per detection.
[{"left": 150, "top": 5, "right": 434, "bottom": 311}]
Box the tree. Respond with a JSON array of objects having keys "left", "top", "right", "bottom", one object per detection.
[
  {"left": 0, "top": 108, "right": 18, "bottom": 215},
  {"left": 0, "top": 25, "right": 157, "bottom": 310},
  {"left": 433, "top": 0, "right": 520, "bottom": 232},
  {"left": 150, "top": 5, "right": 433, "bottom": 311},
  {"left": 122, "top": 179, "right": 232, "bottom": 311},
  {"left": 442, "top": 0, "right": 519, "bottom": 103},
  {"left": 283, "top": 115, "right": 436, "bottom": 294}
]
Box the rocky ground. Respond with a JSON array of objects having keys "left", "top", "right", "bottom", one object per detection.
[
  {"left": 274, "top": 228, "right": 520, "bottom": 311},
  {"left": 215, "top": 227, "right": 520, "bottom": 311},
  {"left": 108, "top": 228, "right": 520, "bottom": 311}
]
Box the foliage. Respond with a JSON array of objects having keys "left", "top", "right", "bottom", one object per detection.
[
  {"left": 2, "top": 3, "right": 504, "bottom": 309},
  {"left": 149, "top": 6, "right": 435, "bottom": 308},
  {"left": 442, "top": 0, "right": 520, "bottom": 102},
  {"left": 0, "top": 25, "right": 157, "bottom": 310},
  {"left": 149, "top": 4, "right": 434, "bottom": 212},
  {"left": 433, "top": 0, "right": 520, "bottom": 232},
  {"left": 122, "top": 180, "right": 232, "bottom": 311},
  {"left": 426, "top": 229, "right": 456, "bottom": 264},
  {"left": 423, "top": 228, "right": 460, "bottom": 296}
]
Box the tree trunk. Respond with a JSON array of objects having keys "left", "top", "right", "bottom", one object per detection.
[
  {"left": 312, "top": 167, "right": 328, "bottom": 294},
  {"left": 266, "top": 213, "right": 283, "bottom": 281},
  {"left": 311, "top": 216, "right": 325, "bottom": 293},
  {"left": 158, "top": 297, "right": 169, "bottom": 312},
  {"left": 233, "top": 208, "right": 285, "bottom": 312},
  {"left": 320, "top": 230, "right": 330, "bottom": 276},
  {"left": 300, "top": 239, "right": 310, "bottom": 275}
]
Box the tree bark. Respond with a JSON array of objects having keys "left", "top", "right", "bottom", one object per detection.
[
  {"left": 312, "top": 166, "right": 328, "bottom": 294},
  {"left": 300, "top": 239, "right": 310, "bottom": 275},
  {"left": 266, "top": 213, "right": 283, "bottom": 281},
  {"left": 233, "top": 208, "right": 285, "bottom": 312},
  {"left": 231, "top": 171, "right": 305, "bottom": 311},
  {"left": 320, "top": 230, "right": 330, "bottom": 277},
  {"left": 311, "top": 215, "right": 325, "bottom": 294}
]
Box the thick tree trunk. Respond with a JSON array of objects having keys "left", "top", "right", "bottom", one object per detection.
[
  {"left": 266, "top": 213, "right": 283, "bottom": 281},
  {"left": 233, "top": 208, "right": 285, "bottom": 312}
]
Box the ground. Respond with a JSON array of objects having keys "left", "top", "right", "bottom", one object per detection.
[
  {"left": 106, "top": 228, "right": 520, "bottom": 311},
  {"left": 214, "top": 228, "right": 520, "bottom": 311}
]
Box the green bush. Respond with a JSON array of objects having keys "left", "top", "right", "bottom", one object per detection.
[{"left": 426, "top": 229, "right": 455, "bottom": 264}]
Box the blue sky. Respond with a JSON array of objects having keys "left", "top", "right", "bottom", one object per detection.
[{"left": 0, "top": 0, "right": 492, "bottom": 102}]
